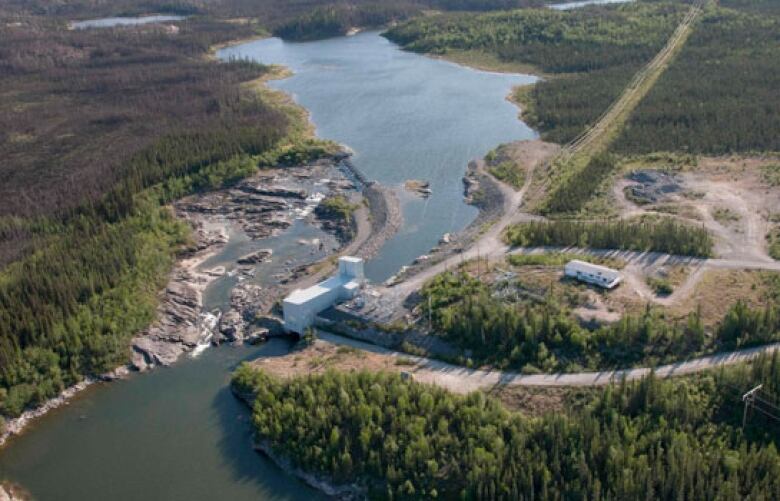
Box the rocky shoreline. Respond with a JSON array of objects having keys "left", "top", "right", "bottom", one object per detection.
[
  {"left": 387, "top": 159, "right": 505, "bottom": 285},
  {"left": 0, "top": 379, "right": 94, "bottom": 448},
  {"left": 132, "top": 159, "right": 360, "bottom": 366},
  {"left": 0, "top": 482, "right": 27, "bottom": 501},
  {"left": 0, "top": 156, "right": 367, "bottom": 448},
  {"left": 357, "top": 183, "right": 402, "bottom": 260}
]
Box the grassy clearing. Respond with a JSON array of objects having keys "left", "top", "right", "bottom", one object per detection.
[
  {"left": 712, "top": 207, "right": 741, "bottom": 225},
  {"left": 505, "top": 217, "right": 714, "bottom": 258},
  {"left": 762, "top": 164, "right": 780, "bottom": 187},
  {"left": 488, "top": 161, "right": 525, "bottom": 189},
  {"left": 507, "top": 252, "right": 624, "bottom": 269},
  {"left": 768, "top": 228, "right": 780, "bottom": 260}
]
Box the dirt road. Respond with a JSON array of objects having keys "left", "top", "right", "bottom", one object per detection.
[{"left": 317, "top": 331, "right": 780, "bottom": 391}]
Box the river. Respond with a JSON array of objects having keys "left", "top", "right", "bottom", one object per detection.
[
  {"left": 0, "top": 31, "right": 534, "bottom": 500},
  {"left": 218, "top": 31, "right": 537, "bottom": 281}
]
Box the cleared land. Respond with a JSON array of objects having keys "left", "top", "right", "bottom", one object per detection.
[{"left": 255, "top": 332, "right": 780, "bottom": 390}]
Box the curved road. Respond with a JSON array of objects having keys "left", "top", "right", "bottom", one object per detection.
[{"left": 318, "top": 331, "right": 780, "bottom": 391}]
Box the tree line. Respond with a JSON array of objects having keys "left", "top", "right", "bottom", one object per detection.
[
  {"left": 420, "top": 269, "right": 779, "bottom": 373},
  {"left": 504, "top": 217, "right": 713, "bottom": 257},
  {"left": 233, "top": 352, "right": 780, "bottom": 499},
  {"left": 384, "top": 2, "right": 686, "bottom": 144},
  {"left": 0, "top": 15, "right": 294, "bottom": 417},
  {"left": 542, "top": 153, "right": 617, "bottom": 214},
  {"left": 273, "top": 3, "right": 421, "bottom": 41},
  {"left": 613, "top": 6, "right": 780, "bottom": 154}
]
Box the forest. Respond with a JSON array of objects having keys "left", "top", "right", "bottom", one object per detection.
[
  {"left": 385, "top": 2, "right": 685, "bottom": 144},
  {"left": 233, "top": 353, "right": 780, "bottom": 499},
  {"left": 541, "top": 153, "right": 617, "bottom": 214},
  {"left": 419, "top": 269, "right": 780, "bottom": 372},
  {"left": 505, "top": 217, "right": 713, "bottom": 257},
  {"left": 0, "top": 15, "right": 293, "bottom": 416},
  {"left": 0, "top": 0, "right": 584, "bottom": 421},
  {"left": 273, "top": 3, "right": 420, "bottom": 41},
  {"left": 16, "top": 0, "right": 558, "bottom": 17},
  {"left": 271, "top": 0, "right": 563, "bottom": 41},
  {"left": 613, "top": 6, "right": 780, "bottom": 154}
]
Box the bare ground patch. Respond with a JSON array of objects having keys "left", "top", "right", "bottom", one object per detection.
[
  {"left": 609, "top": 156, "right": 780, "bottom": 263},
  {"left": 250, "top": 339, "right": 416, "bottom": 380},
  {"left": 669, "top": 269, "right": 780, "bottom": 326},
  {"left": 487, "top": 385, "right": 597, "bottom": 417}
]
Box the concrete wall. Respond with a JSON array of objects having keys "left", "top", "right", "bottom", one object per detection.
[{"left": 283, "top": 257, "right": 365, "bottom": 334}]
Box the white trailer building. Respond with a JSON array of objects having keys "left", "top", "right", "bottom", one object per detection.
[
  {"left": 283, "top": 256, "right": 365, "bottom": 334},
  {"left": 564, "top": 260, "right": 622, "bottom": 289}
]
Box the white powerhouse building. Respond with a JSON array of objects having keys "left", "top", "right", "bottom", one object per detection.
[
  {"left": 564, "top": 260, "right": 622, "bottom": 289},
  {"left": 283, "top": 256, "right": 365, "bottom": 334}
]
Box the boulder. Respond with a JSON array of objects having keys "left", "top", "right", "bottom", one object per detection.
[
  {"left": 131, "top": 337, "right": 186, "bottom": 371},
  {"left": 255, "top": 315, "right": 286, "bottom": 336},
  {"left": 404, "top": 179, "right": 432, "bottom": 197},
  {"left": 219, "top": 310, "right": 244, "bottom": 342},
  {"left": 246, "top": 328, "right": 270, "bottom": 345},
  {"left": 231, "top": 284, "right": 265, "bottom": 320},
  {"left": 239, "top": 184, "right": 307, "bottom": 199},
  {"left": 237, "top": 249, "right": 273, "bottom": 265}
]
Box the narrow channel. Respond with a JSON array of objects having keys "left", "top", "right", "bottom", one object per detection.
[{"left": 0, "top": 31, "right": 535, "bottom": 499}]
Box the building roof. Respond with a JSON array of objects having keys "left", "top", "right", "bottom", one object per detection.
[
  {"left": 565, "top": 260, "right": 620, "bottom": 278},
  {"left": 284, "top": 276, "right": 346, "bottom": 305}
]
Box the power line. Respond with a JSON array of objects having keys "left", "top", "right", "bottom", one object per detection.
[
  {"left": 750, "top": 404, "right": 780, "bottom": 423},
  {"left": 743, "top": 384, "right": 763, "bottom": 429},
  {"left": 752, "top": 394, "right": 780, "bottom": 414}
]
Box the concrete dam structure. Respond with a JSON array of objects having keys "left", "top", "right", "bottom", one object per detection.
[{"left": 282, "top": 256, "right": 365, "bottom": 334}]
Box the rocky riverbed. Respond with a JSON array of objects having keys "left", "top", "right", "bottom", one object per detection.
[
  {"left": 132, "top": 159, "right": 362, "bottom": 367},
  {"left": 0, "top": 157, "right": 367, "bottom": 447}
]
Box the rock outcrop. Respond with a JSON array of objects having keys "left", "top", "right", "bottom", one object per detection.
[
  {"left": 219, "top": 310, "right": 244, "bottom": 343},
  {"left": 130, "top": 270, "right": 213, "bottom": 371},
  {"left": 404, "top": 179, "right": 432, "bottom": 197},
  {"left": 237, "top": 249, "right": 273, "bottom": 265},
  {"left": 0, "top": 483, "right": 27, "bottom": 501}
]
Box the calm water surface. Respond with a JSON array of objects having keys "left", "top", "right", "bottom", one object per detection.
[
  {"left": 218, "top": 32, "right": 537, "bottom": 281},
  {"left": 0, "top": 32, "right": 535, "bottom": 500},
  {"left": 550, "top": 0, "right": 632, "bottom": 10},
  {"left": 71, "top": 15, "right": 184, "bottom": 29},
  {"left": 0, "top": 340, "right": 324, "bottom": 501}
]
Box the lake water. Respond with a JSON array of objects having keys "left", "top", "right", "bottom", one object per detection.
[
  {"left": 0, "top": 340, "right": 325, "bottom": 501},
  {"left": 71, "top": 15, "right": 184, "bottom": 29},
  {"left": 0, "top": 32, "right": 534, "bottom": 500},
  {"left": 218, "top": 32, "right": 537, "bottom": 281},
  {"left": 549, "top": 0, "right": 632, "bottom": 10}
]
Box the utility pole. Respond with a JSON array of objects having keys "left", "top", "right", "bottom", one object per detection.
[
  {"left": 743, "top": 384, "right": 763, "bottom": 429},
  {"left": 428, "top": 294, "right": 432, "bottom": 331}
]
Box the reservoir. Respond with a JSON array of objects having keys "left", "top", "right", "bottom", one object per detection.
[
  {"left": 0, "top": 32, "right": 535, "bottom": 500},
  {"left": 550, "top": 0, "right": 632, "bottom": 10},
  {"left": 217, "top": 32, "right": 537, "bottom": 281}
]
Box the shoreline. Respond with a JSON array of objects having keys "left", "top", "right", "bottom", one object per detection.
[
  {"left": 232, "top": 385, "right": 364, "bottom": 500},
  {"left": 206, "top": 33, "right": 270, "bottom": 61},
  {"left": 426, "top": 49, "right": 546, "bottom": 78},
  {"left": 0, "top": 227, "right": 225, "bottom": 449},
  {"left": 0, "top": 379, "right": 95, "bottom": 449},
  {"left": 0, "top": 157, "right": 373, "bottom": 450}
]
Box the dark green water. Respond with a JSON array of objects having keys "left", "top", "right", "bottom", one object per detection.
[
  {"left": 0, "top": 340, "right": 324, "bottom": 501},
  {"left": 1, "top": 31, "right": 535, "bottom": 500}
]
